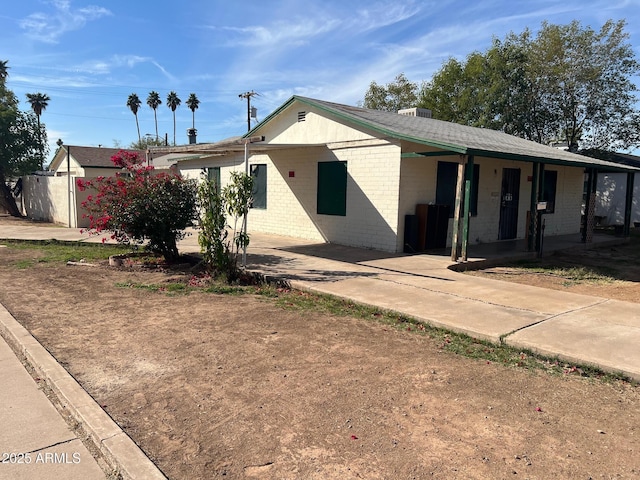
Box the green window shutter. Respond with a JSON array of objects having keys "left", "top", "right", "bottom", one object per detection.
[
  {"left": 470, "top": 164, "right": 480, "bottom": 216},
  {"left": 250, "top": 164, "right": 267, "bottom": 209},
  {"left": 436, "top": 161, "right": 479, "bottom": 217},
  {"left": 436, "top": 161, "right": 458, "bottom": 217},
  {"left": 317, "top": 161, "right": 347, "bottom": 216},
  {"left": 542, "top": 170, "right": 557, "bottom": 213},
  {"left": 207, "top": 167, "right": 220, "bottom": 192}
]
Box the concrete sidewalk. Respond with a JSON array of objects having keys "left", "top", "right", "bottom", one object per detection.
[
  {"left": 0, "top": 304, "right": 167, "bottom": 480},
  {"left": 1, "top": 221, "right": 639, "bottom": 478},
  {"left": 240, "top": 233, "right": 640, "bottom": 381},
  {"left": 0, "top": 331, "right": 105, "bottom": 480}
]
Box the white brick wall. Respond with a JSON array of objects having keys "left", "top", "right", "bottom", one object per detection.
[{"left": 245, "top": 143, "right": 402, "bottom": 251}]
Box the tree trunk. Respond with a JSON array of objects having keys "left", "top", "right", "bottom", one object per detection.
[{"left": 0, "top": 179, "right": 23, "bottom": 217}]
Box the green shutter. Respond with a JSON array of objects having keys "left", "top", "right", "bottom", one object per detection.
[
  {"left": 542, "top": 170, "right": 557, "bottom": 213},
  {"left": 250, "top": 164, "right": 267, "bottom": 209},
  {"left": 437, "top": 161, "right": 479, "bottom": 217},
  {"left": 207, "top": 167, "right": 221, "bottom": 192},
  {"left": 317, "top": 161, "right": 347, "bottom": 216}
]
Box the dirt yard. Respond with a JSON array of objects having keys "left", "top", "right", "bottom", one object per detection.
[
  {"left": 0, "top": 219, "right": 639, "bottom": 479},
  {"left": 465, "top": 232, "right": 640, "bottom": 304}
]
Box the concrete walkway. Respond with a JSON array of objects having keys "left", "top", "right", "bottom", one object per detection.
[
  {"left": 239, "top": 232, "right": 640, "bottom": 381},
  {"left": 1, "top": 221, "right": 639, "bottom": 478}
]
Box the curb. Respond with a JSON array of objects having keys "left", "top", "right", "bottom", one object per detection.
[{"left": 0, "top": 303, "right": 167, "bottom": 480}]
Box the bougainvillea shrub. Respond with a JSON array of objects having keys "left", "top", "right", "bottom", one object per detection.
[{"left": 77, "top": 150, "right": 198, "bottom": 262}]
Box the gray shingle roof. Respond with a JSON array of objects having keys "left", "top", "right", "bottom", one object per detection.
[
  {"left": 68, "top": 146, "right": 143, "bottom": 168},
  {"left": 276, "top": 96, "right": 639, "bottom": 172}
]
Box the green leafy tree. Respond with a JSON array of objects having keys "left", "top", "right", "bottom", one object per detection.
[
  {"left": 362, "top": 73, "right": 419, "bottom": 112},
  {"left": 78, "top": 150, "right": 198, "bottom": 262},
  {"left": 535, "top": 20, "right": 640, "bottom": 151},
  {"left": 197, "top": 170, "right": 253, "bottom": 281},
  {"left": 126, "top": 93, "right": 142, "bottom": 142},
  {"left": 146, "top": 91, "right": 162, "bottom": 140},
  {"left": 418, "top": 19, "right": 640, "bottom": 152},
  {"left": 129, "top": 136, "right": 165, "bottom": 150},
  {"left": 166, "top": 91, "right": 181, "bottom": 146},
  {"left": 0, "top": 62, "right": 47, "bottom": 216},
  {"left": 186, "top": 93, "right": 200, "bottom": 129}
]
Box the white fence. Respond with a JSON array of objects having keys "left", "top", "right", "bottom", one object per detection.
[{"left": 22, "top": 175, "right": 91, "bottom": 228}]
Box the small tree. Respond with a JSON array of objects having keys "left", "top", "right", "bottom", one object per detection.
[
  {"left": 198, "top": 174, "right": 231, "bottom": 275},
  {"left": 78, "top": 150, "right": 198, "bottom": 262},
  {"left": 223, "top": 171, "right": 253, "bottom": 267},
  {"left": 197, "top": 170, "right": 253, "bottom": 281}
]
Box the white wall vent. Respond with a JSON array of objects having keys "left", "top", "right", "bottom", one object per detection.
[
  {"left": 398, "top": 107, "right": 432, "bottom": 118},
  {"left": 297, "top": 111, "right": 306, "bottom": 122}
]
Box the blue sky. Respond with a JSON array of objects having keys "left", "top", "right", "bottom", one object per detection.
[{"left": 1, "top": 0, "right": 639, "bottom": 163}]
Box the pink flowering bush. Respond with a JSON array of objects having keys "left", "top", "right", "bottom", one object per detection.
[{"left": 78, "top": 150, "right": 198, "bottom": 262}]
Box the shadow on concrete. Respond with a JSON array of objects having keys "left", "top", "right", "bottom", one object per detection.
[
  {"left": 246, "top": 253, "right": 380, "bottom": 283},
  {"left": 279, "top": 242, "right": 401, "bottom": 263}
]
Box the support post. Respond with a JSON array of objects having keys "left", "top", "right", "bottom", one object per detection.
[
  {"left": 67, "top": 145, "right": 71, "bottom": 228},
  {"left": 528, "top": 163, "right": 539, "bottom": 252},
  {"left": 461, "top": 155, "right": 474, "bottom": 262},
  {"left": 535, "top": 163, "right": 545, "bottom": 253},
  {"left": 623, "top": 171, "right": 635, "bottom": 237},
  {"left": 450, "top": 157, "right": 465, "bottom": 262},
  {"left": 582, "top": 169, "right": 597, "bottom": 243}
]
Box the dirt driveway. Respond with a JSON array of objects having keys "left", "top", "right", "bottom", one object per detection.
[{"left": 0, "top": 223, "right": 639, "bottom": 478}]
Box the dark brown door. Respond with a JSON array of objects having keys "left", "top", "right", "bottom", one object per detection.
[{"left": 499, "top": 168, "right": 520, "bottom": 240}]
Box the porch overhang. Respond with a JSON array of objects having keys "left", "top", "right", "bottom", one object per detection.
[{"left": 150, "top": 138, "right": 326, "bottom": 159}]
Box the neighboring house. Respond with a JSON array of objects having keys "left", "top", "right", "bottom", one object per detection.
[
  {"left": 594, "top": 152, "right": 639, "bottom": 226},
  {"left": 155, "top": 97, "right": 640, "bottom": 256},
  {"left": 47, "top": 145, "right": 143, "bottom": 177},
  {"left": 24, "top": 145, "right": 142, "bottom": 227}
]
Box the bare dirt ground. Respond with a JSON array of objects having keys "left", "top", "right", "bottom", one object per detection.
[
  {"left": 1, "top": 216, "right": 639, "bottom": 479},
  {"left": 465, "top": 231, "right": 640, "bottom": 304}
]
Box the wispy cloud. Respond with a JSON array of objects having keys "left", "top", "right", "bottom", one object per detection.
[
  {"left": 215, "top": 0, "right": 420, "bottom": 49},
  {"left": 70, "top": 55, "right": 176, "bottom": 83},
  {"left": 219, "top": 18, "right": 340, "bottom": 48},
  {"left": 347, "top": 1, "right": 421, "bottom": 32},
  {"left": 19, "top": 0, "right": 111, "bottom": 44}
]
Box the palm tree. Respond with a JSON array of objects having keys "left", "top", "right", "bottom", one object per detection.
[
  {"left": 25, "top": 93, "right": 50, "bottom": 128},
  {"left": 126, "top": 93, "right": 142, "bottom": 142},
  {"left": 25, "top": 92, "right": 50, "bottom": 170},
  {"left": 146, "top": 91, "right": 162, "bottom": 140},
  {"left": 186, "top": 93, "right": 200, "bottom": 129},
  {"left": 0, "top": 60, "right": 9, "bottom": 84},
  {"left": 166, "top": 91, "right": 181, "bottom": 146}
]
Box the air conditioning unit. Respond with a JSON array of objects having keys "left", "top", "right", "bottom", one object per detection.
[{"left": 398, "top": 107, "right": 432, "bottom": 118}]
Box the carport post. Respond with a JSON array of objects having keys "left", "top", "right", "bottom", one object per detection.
[
  {"left": 535, "top": 163, "right": 545, "bottom": 253},
  {"left": 582, "top": 168, "right": 597, "bottom": 243},
  {"left": 623, "top": 171, "right": 635, "bottom": 237},
  {"left": 450, "top": 157, "right": 465, "bottom": 261},
  {"left": 461, "top": 155, "right": 474, "bottom": 262},
  {"left": 528, "top": 162, "right": 540, "bottom": 252}
]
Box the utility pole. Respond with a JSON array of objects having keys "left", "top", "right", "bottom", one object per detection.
[{"left": 238, "top": 91, "right": 257, "bottom": 132}]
